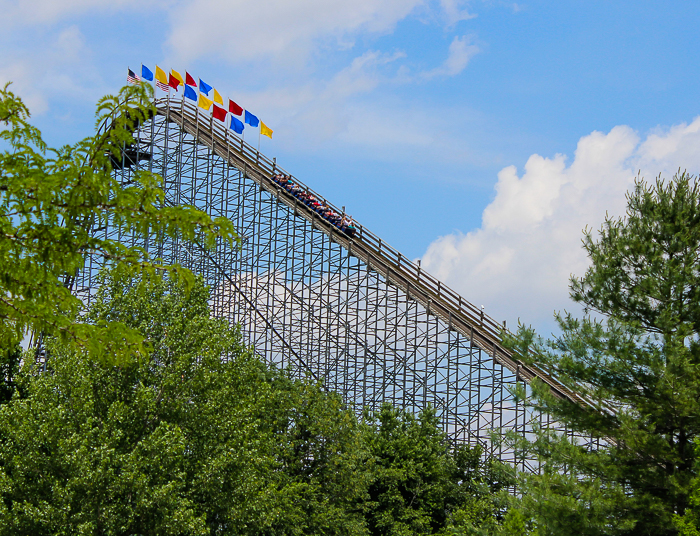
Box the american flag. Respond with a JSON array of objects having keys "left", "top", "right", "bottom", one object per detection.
[
  {"left": 156, "top": 80, "right": 170, "bottom": 92},
  {"left": 126, "top": 69, "right": 140, "bottom": 84}
]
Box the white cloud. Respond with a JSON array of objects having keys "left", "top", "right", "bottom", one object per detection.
[
  {"left": 0, "top": 25, "right": 99, "bottom": 116},
  {"left": 636, "top": 119, "right": 700, "bottom": 172},
  {"left": 0, "top": 0, "right": 165, "bottom": 28},
  {"left": 420, "top": 118, "right": 700, "bottom": 333},
  {"left": 166, "top": 0, "right": 425, "bottom": 65},
  {"left": 422, "top": 34, "right": 479, "bottom": 79},
  {"left": 222, "top": 41, "right": 486, "bottom": 160},
  {"left": 1, "top": 0, "right": 484, "bottom": 137},
  {"left": 222, "top": 49, "right": 410, "bottom": 148},
  {"left": 0, "top": 62, "right": 48, "bottom": 115},
  {"left": 440, "top": 0, "right": 476, "bottom": 25},
  {"left": 325, "top": 49, "right": 406, "bottom": 99}
]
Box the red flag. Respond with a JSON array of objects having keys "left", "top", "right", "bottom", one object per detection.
[
  {"left": 168, "top": 73, "right": 181, "bottom": 90},
  {"left": 213, "top": 104, "right": 227, "bottom": 122},
  {"left": 229, "top": 99, "right": 243, "bottom": 116},
  {"left": 185, "top": 72, "right": 197, "bottom": 86}
]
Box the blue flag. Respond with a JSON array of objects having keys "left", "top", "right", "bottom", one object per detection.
[
  {"left": 244, "top": 110, "right": 259, "bottom": 127},
  {"left": 199, "top": 79, "right": 212, "bottom": 95},
  {"left": 230, "top": 116, "right": 245, "bottom": 134},
  {"left": 141, "top": 65, "right": 154, "bottom": 81},
  {"left": 184, "top": 85, "right": 198, "bottom": 101}
]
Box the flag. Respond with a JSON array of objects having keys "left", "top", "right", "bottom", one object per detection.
[
  {"left": 155, "top": 66, "right": 170, "bottom": 92},
  {"left": 171, "top": 69, "right": 184, "bottom": 84},
  {"left": 184, "top": 85, "right": 198, "bottom": 101},
  {"left": 213, "top": 88, "right": 223, "bottom": 105},
  {"left": 141, "top": 65, "right": 154, "bottom": 81},
  {"left": 168, "top": 73, "right": 181, "bottom": 90},
  {"left": 198, "top": 94, "right": 213, "bottom": 110},
  {"left": 199, "top": 78, "right": 212, "bottom": 95},
  {"left": 213, "top": 104, "right": 227, "bottom": 122},
  {"left": 155, "top": 65, "right": 168, "bottom": 84},
  {"left": 230, "top": 116, "right": 244, "bottom": 134},
  {"left": 260, "top": 121, "right": 273, "bottom": 139},
  {"left": 127, "top": 69, "right": 140, "bottom": 84},
  {"left": 244, "top": 110, "right": 259, "bottom": 127},
  {"left": 185, "top": 72, "right": 197, "bottom": 86},
  {"left": 229, "top": 99, "right": 243, "bottom": 116}
]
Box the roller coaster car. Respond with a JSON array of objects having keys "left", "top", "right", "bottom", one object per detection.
[{"left": 343, "top": 225, "right": 356, "bottom": 237}]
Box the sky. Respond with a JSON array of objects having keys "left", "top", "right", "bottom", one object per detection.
[{"left": 2, "top": 0, "right": 700, "bottom": 335}]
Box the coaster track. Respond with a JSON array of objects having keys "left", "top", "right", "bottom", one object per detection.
[
  {"left": 158, "top": 98, "right": 582, "bottom": 405},
  {"left": 78, "top": 97, "right": 598, "bottom": 469}
]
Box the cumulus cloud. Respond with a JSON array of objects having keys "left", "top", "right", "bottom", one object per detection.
[
  {"left": 422, "top": 34, "right": 479, "bottom": 78},
  {"left": 420, "top": 118, "right": 700, "bottom": 333},
  {"left": 637, "top": 119, "right": 700, "bottom": 172}
]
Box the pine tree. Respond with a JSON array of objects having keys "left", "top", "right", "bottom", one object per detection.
[
  {"left": 674, "top": 440, "right": 700, "bottom": 536},
  {"left": 506, "top": 172, "right": 700, "bottom": 535}
]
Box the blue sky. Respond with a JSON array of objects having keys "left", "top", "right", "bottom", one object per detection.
[{"left": 3, "top": 0, "right": 700, "bottom": 334}]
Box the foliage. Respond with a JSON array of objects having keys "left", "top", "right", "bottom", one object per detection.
[
  {"left": 0, "top": 82, "right": 237, "bottom": 362},
  {"left": 0, "top": 345, "right": 21, "bottom": 404},
  {"left": 0, "top": 270, "right": 365, "bottom": 536},
  {"left": 674, "top": 440, "right": 700, "bottom": 536},
  {"left": 504, "top": 172, "right": 700, "bottom": 535},
  {"left": 0, "top": 266, "right": 507, "bottom": 535},
  {"left": 359, "top": 403, "right": 509, "bottom": 536}
]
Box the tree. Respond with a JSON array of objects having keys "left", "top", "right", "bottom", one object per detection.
[
  {"left": 675, "top": 440, "right": 700, "bottom": 536},
  {"left": 359, "top": 403, "right": 508, "bottom": 536},
  {"left": 0, "top": 345, "right": 21, "bottom": 404},
  {"left": 0, "top": 82, "right": 236, "bottom": 362},
  {"left": 505, "top": 172, "right": 700, "bottom": 535},
  {"left": 0, "top": 270, "right": 366, "bottom": 535}
]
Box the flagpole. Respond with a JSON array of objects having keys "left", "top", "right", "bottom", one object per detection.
[
  {"left": 258, "top": 128, "right": 261, "bottom": 153},
  {"left": 195, "top": 93, "right": 199, "bottom": 126}
]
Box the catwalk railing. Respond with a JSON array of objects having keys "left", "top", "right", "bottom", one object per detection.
[{"left": 154, "top": 96, "right": 586, "bottom": 409}]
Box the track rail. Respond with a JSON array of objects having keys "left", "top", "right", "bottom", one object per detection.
[{"left": 155, "top": 97, "right": 588, "bottom": 408}]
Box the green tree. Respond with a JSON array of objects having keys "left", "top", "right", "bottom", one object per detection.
[
  {"left": 0, "top": 270, "right": 366, "bottom": 535},
  {"left": 675, "top": 440, "right": 700, "bottom": 536},
  {"left": 0, "top": 82, "right": 236, "bottom": 362},
  {"left": 0, "top": 345, "right": 21, "bottom": 404},
  {"left": 359, "top": 403, "right": 507, "bottom": 535},
  {"left": 505, "top": 172, "right": 700, "bottom": 535}
]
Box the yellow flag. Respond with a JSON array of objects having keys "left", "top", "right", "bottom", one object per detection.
[
  {"left": 198, "top": 94, "right": 213, "bottom": 110},
  {"left": 155, "top": 65, "right": 168, "bottom": 84},
  {"left": 260, "top": 121, "right": 273, "bottom": 139},
  {"left": 213, "top": 88, "right": 223, "bottom": 105},
  {"left": 171, "top": 69, "right": 184, "bottom": 85}
]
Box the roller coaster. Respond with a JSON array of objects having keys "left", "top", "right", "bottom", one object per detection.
[{"left": 77, "top": 97, "right": 595, "bottom": 472}]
